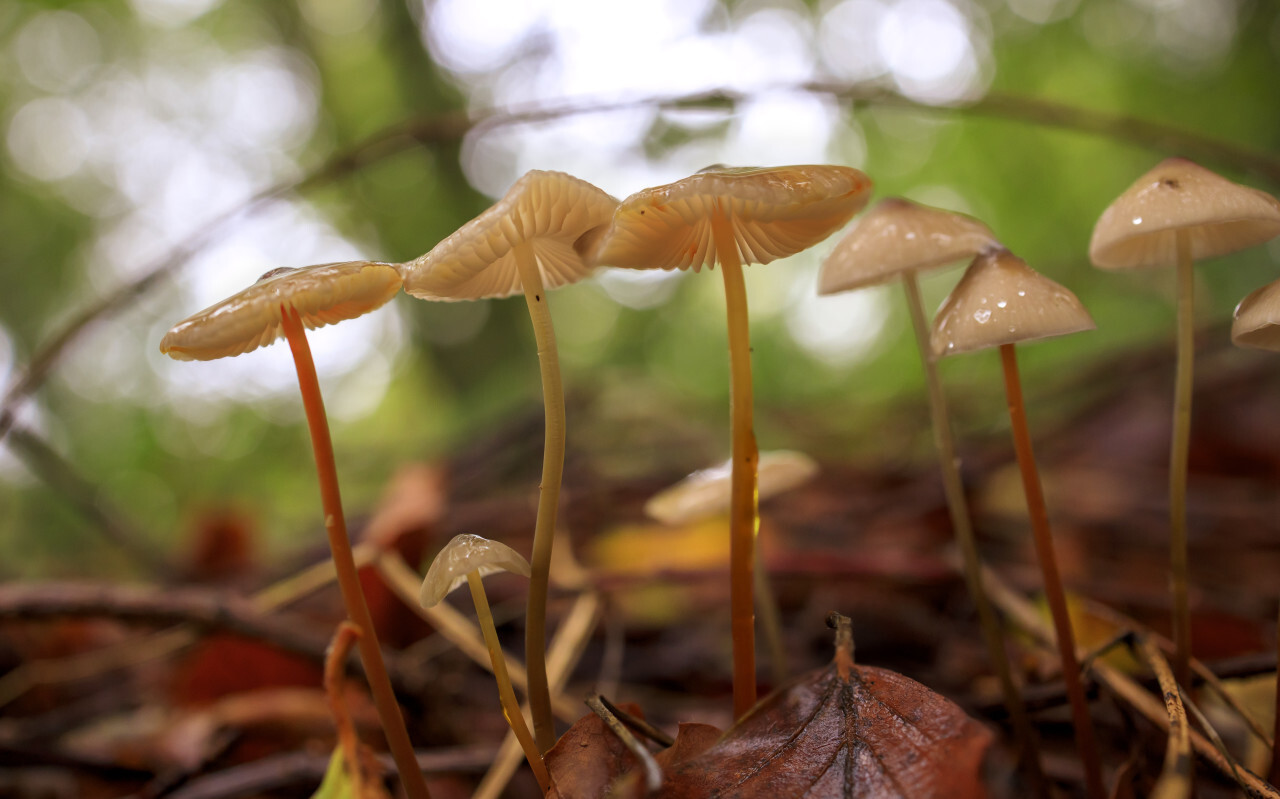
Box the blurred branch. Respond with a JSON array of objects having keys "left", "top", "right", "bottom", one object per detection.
[
  {"left": 6, "top": 425, "right": 166, "bottom": 575},
  {"left": 4, "top": 83, "right": 1277, "bottom": 445},
  {"left": 0, "top": 580, "right": 426, "bottom": 700}
]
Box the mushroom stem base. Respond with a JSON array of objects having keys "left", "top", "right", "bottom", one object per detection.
[{"left": 1170, "top": 228, "right": 1194, "bottom": 692}]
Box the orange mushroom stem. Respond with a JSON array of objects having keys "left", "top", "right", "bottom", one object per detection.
[{"left": 281, "top": 307, "right": 431, "bottom": 799}]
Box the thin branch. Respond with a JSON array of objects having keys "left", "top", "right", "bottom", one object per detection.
[
  {"left": 4, "top": 84, "right": 1278, "bottom": 441},
  {"left": 6, "top": 425, "right": 166, "bottom": 574},
  {"left": 0, "top": 580, "right": 425, "bottom": 700},
  {"left": 587, "top": 694, "right": 664, "bottom": 793}
]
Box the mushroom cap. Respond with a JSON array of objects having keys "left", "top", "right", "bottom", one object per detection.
[
  {"left": 400, "top": 170, "right": 618, "bottom": 301},
  {"left": 643, "top": 450, "right": 819, "bottom": 526},
  {"left": 818, "top": 197, "right": 1000, "bottom": 294},
  {"left": 1232, "top": 277, "right": 1280, "bottom": 352},
  {"left": 159, "top": 261, "right": 402, "bottom": 361},
  {"left": 1089, "top": 157, "right": 1280, "bottom": 270},
  {"left": 931, "top": 249, "right": 1095, "bottom": 358},
  {"left": 594, "top": 164, "right": 873, "bottom": 273},
  {"left": 418, "top": 534, "right": 531, "bottom": 608}
]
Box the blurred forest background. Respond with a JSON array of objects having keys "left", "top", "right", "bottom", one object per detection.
[{"left": 0, "top": 0, "right": 1277, "bottom": 581}]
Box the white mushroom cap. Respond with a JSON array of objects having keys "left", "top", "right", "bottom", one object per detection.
[
  {"left": 400, "top": 170, "right": 617, "bottom": 301},
  {"left": 159, "top": 261, "right": 402, "bottom": 361},
  {"left": 818, "top": 198, "right": 1000, "bottom": 294},
  {"left": 643, "top": 450, "right": 819, "bottom": 526},
  {"left": 931, "top": 249, "right": 1095, "bottom": 358},
  {"left": 1090, "top": 158, "right": 1280, "bottom": 270},
  {"left": 1232, "top": 277, "right": 1280, "bottom": 352},
  {"left": 595, "top": 164, "right": 873, "bottom": 273},
  {"left": 418, "top": 534, "right": 532, "bottom": 608}
]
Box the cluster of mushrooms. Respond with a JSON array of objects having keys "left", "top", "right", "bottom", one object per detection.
[{"left": 159, "top": 159, "right": 1280, "bottom": 797}]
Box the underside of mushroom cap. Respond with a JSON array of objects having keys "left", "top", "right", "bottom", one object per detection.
[
  {"left": 644, "top": 450, "right": 819, "bottom": 526},
  {"left": 595, "top": 164, "right": 873, "bottom": 272},
  {"left": 400, "top": 170, "right": 618, "bottom": 301},
  {"left": 159, "top": 261, "right": 402, "bottom": 361},
  {"left": 818, "top": 197, "right": 1000, "bottom": 294},
  {"left": 931, "top": 249, "right": 1095, "bottom": 358},
  {"left": 1090, "top": 158, "right": 1280, "bottom": 270},
  {"left": 1232, "top": 278, "right": 1280, "bottom": 352},
  {"left": 418, "top": 534, "right": 532, "bottom": 607}
]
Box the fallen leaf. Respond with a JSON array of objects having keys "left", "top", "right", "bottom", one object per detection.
[
  {"left": 546, "top": 702, "right": 650, "bottom": 799},
  {"left": 659, "top": 614, "right": 992, "bottom": 798}
]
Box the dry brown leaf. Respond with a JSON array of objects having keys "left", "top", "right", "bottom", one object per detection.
[
  {"left": 659, "top": 614, "right": 992, "bottom": 798},
  {"left": 546, "top": 702, "right": 650, "bottom": 799}
]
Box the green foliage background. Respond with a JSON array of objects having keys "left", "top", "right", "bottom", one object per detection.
[{"left": 0, "top": 0, "right": 1276, "bottom": 578}]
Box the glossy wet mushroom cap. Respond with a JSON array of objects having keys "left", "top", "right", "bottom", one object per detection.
[
  {"left": 1232, "top": 278, "right": 1280, "bottom": 352},
  {"left": 1090, "top": 157, "right": 1280, "bottom": 270},
  {"left": 159, "top": 261, "right": 402, "bottom": 361},
  {"left": 644, "top": 450, "right": 819, "bottom": 526},
  {"left": 418, "top": 534, "right": 532, "bottom": 608},
  {"left": 595, "top": 164, "right": 873, "bottom": 272},
  {"left": 400, "top": 170, "right": 618, "bottom": 301},
  {"left": 818, "top": 197, "right": 1000, "bottom": 294},
  {"left": 931, "top": 249, "right": 1095, "bottom": 358}
]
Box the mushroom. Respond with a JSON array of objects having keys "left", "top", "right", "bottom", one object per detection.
[
  {"left": 931, "top": 248, "right": 1104, "bottom": 799},
  {"left": 399, "top": 170, "right": 617, "bottom": 751},
  {"left": 644, "top": 450, "right": 818, "bottom": 686},
  {"left": 595, "top": 164, "right": 872, "bottom": 717},
  {"left": 1090, "top": 157, "right": 1280, "bottom": 689},
  {"left": 816, "top": 199, "right": 1048, "bottom": 787},
  {"left": 160, "top": 261, "right": 431, "bottom": 799},
  {"left": 419, "top": 534, "right": 549, "bottom": 793},
  {"left": 1231, "top": 277, "right": 1280, "bottom": 781}
]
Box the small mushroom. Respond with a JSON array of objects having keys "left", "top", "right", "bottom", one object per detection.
[
  {"left": 595, "top": 164, "right": 872, "bottom": 717},
  {"left": 644, "top": 450, "right": 818, "bottom": 687},
  {"left": 931, "top": 248, "right": 1104, "bottom": 799},
  {"left": 1090, "top": 157, "right": 1280, "bottom": 689},
  {"left": 816, "top": 199, "right": 1048, "bottom": 787},
  {"left": 400, "top": 170, "right": 617, "bottom": 752},
  {"left": 160, "top": 261, "right": 431, "bottom": 799},
  {"left": 419, "top": 534, "right": 549, "bottom": 793}
]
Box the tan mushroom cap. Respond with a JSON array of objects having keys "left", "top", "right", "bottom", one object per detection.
[
  {"left": 595, "top": 164, "right": 873, "bottom": 272},
  {"left": 418, "top": 534, "right": 532, "bottom": 608},
  {"left": 400, "top": 170, "right": 618, "bottom": 301},
  {"left": 159, "top": 260, "right": 402, "bottom": 361},
  {"left": 818, "top": 197, "right": 1000, "bottom": 294},
  {"left": 1232, "top": 278, "right": 1280, "bottom": 352},
  {"left": 644, "top": 450, "right": 819, "bottom": 526},
  {"left": 1090, "top": 158, "right": 1280, "bottom": 270},
  {"left": 931, "top": 249, "right": 1095, "bottom": 358}
]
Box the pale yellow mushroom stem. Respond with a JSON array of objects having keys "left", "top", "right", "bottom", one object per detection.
[
  {"left": 1170, "top": 227, "right": 1194, "bottom": 692},
  {"left": 902, "top": 270, "right": 1046, "bottom": 796},
  {"left": 512, "top": 241, "right": 564, "bottom": 753},
  {"left": 281, "top": 308, "right": 432, "bottom": 799},
  {"left": 711, "top": 206, "right": 760, "bottom": 719},
  {"left": 467, "top": 572, "right": 551, "bottom": 793}
]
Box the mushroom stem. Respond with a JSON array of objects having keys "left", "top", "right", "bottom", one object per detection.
[
  {"left": 999, "top": 343, "right": 1104, "bottom": 799},
  {"left": 1170, "top": 227, "right": 1194, "bottom": 692},
  {"left": 512, "top": 241, "right": 564, "bottom": 753},
  {"left": 281, "top": 308, "right": 431, "bottom": 799},
  {"left": 902, "top": 271, "right": 1046, "bottom": 795},
  {"left": 711, "top": 208, "right": 760, "bottom": 719},
  {"left": 466, "top": 571, "right": 552, "bottom": 793}
]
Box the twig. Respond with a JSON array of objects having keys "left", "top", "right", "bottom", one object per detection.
[
  {"left": 982, "top": 567, "right": 1280, "bottom": 798},
  {"left": 0, "top": 544, "right": 376, "bottom": 710},
  {"left": 587, "top": 694, "right": 663, "bottom": 793},
  {"left": 0, "top": 580, "right": 423, "bottom": 699},
  {"left": 164, "top": 746, "right": 497, "bottom": 799},
  {"left": 598, "top": 695, "right": 675, "bottom": 748},
  {"left": 6, "top": 425, "right": 165, "bottom": 574},
  {"left": 4, "top": 85, "right": 1278, "bottom": 444},
  {"left": 1135, "top": 635, "right": 1192, "bottom": 799}
]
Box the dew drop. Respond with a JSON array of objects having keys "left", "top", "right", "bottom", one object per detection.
[
  {"left": 996, "top": 300, "right": 1007, "bottom": 309},
  {"left": 973, "top": 308, "right": 992, "bottom": 324},
  {"left": 1132, "top": 216, "right": 1143, "bottom": 225}
]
